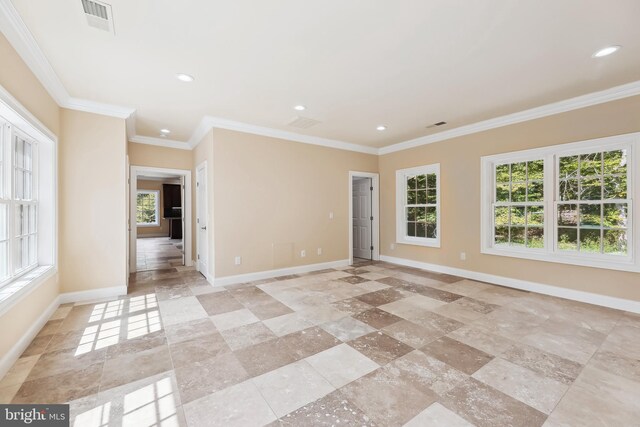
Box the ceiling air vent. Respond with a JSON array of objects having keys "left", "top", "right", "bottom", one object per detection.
[
  {"left": 81, "top": 0, "right": 115, "bottom": 34},
  {"left": 287, "top": 116, "right": 321, "bottom": 129},
  {"left": 426, "top": 121, "right": 447, "bottom": 129}
]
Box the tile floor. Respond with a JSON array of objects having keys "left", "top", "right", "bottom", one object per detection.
[
  {"left": 1, "top": 260, "right": 639, "bottom": 426},
  {"left": 137, "top": 237, "right": 184, "bottom": 271}
]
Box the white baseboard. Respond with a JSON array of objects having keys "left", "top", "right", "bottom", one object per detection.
[
  {"left": 380, "top": 255, "right": 640, "bottom": 314},
  {"left": 58, "top": 285, "right": 128, "bottom": 304},
  {"left": 0, "top": 295, "right": 60, "bottom": 380},
  {"left": 213, "top": 259, "right": 350, "bottom": 287}
]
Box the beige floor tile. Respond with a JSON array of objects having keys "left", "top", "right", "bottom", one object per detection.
[
  {"left": 279, "top": 326, "right": 342, "bottom": 360},
  {"left": 252, "top": 360, "right": 335, "bottom": 417},
  {"left": 169, "top": 331, "right": 230, "bottom": 368},
  {"left": 158, "top": 296, "right": 208, "bottom": 326},
  {"left": 355, "top": 280, "right": 392, "bottom": 292},
  {"left": 378, "top": 294, "right": 447, "bottom": 318},
  {"left": 447, "top": 325, "right": 515, "bottom": 356},
  {"left": 306, "top": 343, "right": 379, "bottom": 388},
  {"left": 233, "top": 338, "right": 298, "bottom": 378},
  {"left": 164, "top": 318, "right": 217, "bottom": 345},
  {"left": 262, "top": 311, "right": 314, "bottom": 336},
  {"left": 501, "top": 343, "right": 583, "bottom": 385},
  {"left": 353, "top": 307, "right": 404, "bottom": 329},
  {"left": 348, "top": 331, "right": 414, "bottom": 365},
  {"left": 277, "top": 389, "right": 375, "bottom": 426},
  {"left": 210, "top": 308, "right": 260, "bottom": 331},
  {"left": 319, "top": 316, "right": 375, "bottom": 341},
  {"left": 473, "top": 357, "right": 568, "bottom": 414},
  {"left": 432, "top": 297, "right": 499, "bottom": 323},
  {"left": 220, "top": 322, "right": 276, "bottom": 350},
  {"left": 404, "top": 402, "right": 474, "bottom": 427},
  {"left": 0, "top": 384, "right": 21, "bottom": 404},
  {"left": 382, "top": 320, "right": 444, "bottom": 348},
  {"left": 183, "top": 380, "right": 277, "bottom": 427},
  {"left": 422, "top": 336, "right": 493, "bottom": 375},
  {"left": 545, "top": 365, "right": 640, "bottom": 426},
  {"left": 0, "top": 355, "right": 40, "bottom": 388}
]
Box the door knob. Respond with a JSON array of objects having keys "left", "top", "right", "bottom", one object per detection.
[{"left": 201, "top": 226, "right": 207, "bottom": 230}]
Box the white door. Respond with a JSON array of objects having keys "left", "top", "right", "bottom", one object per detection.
[
  {"left": 180, "top": 175, "right": 186, "bottom": 266},
  {"left": 352, "top": 178, "right": 372, "bottom": 259},
  {"left": 196, "top": 163, "right": 209, "bottom": 277}
]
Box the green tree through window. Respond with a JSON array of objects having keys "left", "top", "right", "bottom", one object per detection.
[{"left": 137, "top": 191, "right": 158, "bottom": 225}]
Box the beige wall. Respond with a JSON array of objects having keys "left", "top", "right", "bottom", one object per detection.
[
  {"left": 128, "top": 142, "right": 193, "bottom": 170},
  {"left": 211, "top": 129, "right": 378, "bottom": 278},
  {"left": 59, "top": 109, "right": 127, "bottom": 293},
  {"left": 380, "top": 95, "right": 640, "bottom": 303},
  {"left": 136, "top": 180, "right": 170, "bottom": 237},
  {"left": 0, "top": 34, "right": 60, "bottom": 365}
]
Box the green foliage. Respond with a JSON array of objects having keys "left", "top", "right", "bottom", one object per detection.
[
  {"left": 136, "top": 192, "right": 157, "bottom": 224},
  {"left": 559, "top": 149, "right": 627, "bottom": 201}
]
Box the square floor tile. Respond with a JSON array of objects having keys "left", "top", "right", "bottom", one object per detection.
[
  {"left": 348, "top": 331, "right": 414, "bottom": 365},
  {"left": 405, "top": 402, "right": 474, "bottom": 427},
  {"left": 211, "top": 308, "right": 260, "bottom": 331},
  {"left": 233, "top": 338, "right": 297, "bottom": 378},
  {"left": 196, "top": 291, "right": 244, "bottom": 316},
  {"left": 355, "top": 288, "right": 409, "bottom": 307},
  {"left": 353, "top": 307, "right": 403, "bottom": 329},
  {"left": 183, "top": 380, "right": 277, "bottom": 427},
  {"left": 319, "top": 316, "right": 376, "bottom": 341},
  {"left": 279, "top": 327, "right": 341, "bottom": 360},
  {"left": 277, "top": 390, "right": 375, "bottom": 426},
  {"left": 378, "top": 294, "right": 447, "bottom": 319},
  {"left": 473, "top": 357, "right": 568, "bottom": 414},
  {"left": 382, "top": 319, "right": 443, "bottom": 348},
  {"left": 220, "top": 322, "right": 276, "bottom": 351},
  {"left": 422, "top": 336, "right": 493, "bottom": 375},
  {"left": 306, "top": 343, "right": 379, "bottom": 388},
  {"left": 158, "top": 297, "right": 208, "bottom": 327},
  {"left": 252, "top": 360, "right": 335, "bottom": 417},
  {"left": 263, "top": 312, "right": 314, "bottom": 337}
]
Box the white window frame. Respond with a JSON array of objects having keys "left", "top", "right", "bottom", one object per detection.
[
  {"left": 136, "top": 190, "right": 160, "bottom": 227},
  {"left": 0, "top": 86, "right": 57, "bottom": 312},
  {"left": 481, "top": 132, "right": 639, "bottom": 272},
  {"left": 396, "top": 163, "right": 441, "bottom": 248}
]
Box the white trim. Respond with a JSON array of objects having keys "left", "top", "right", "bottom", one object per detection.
[
  {"left": 58, "top": 285, "right": 127, "bottom": 305},
  {"left": 129, "top": 166, "right": 193, "bottom": 274},
  {"left": 480, "top": 132, "right": 639, "bottom": 272},
  {"left": 348, "top": 171, "right": 380, "bottom": 264},
  {"left": 129, "top": 135, "right": 191, "bottom": 151},
  {"left": 379, "top": 80, "right": 640, "bottom": 155},
  {"left": 65, "top": 97, "right": 134, "bottom": 119},
  {"left": 380, "top": 255, "right": 640, "bottom": 314},
  {"left": 195, "top": 161, "right": 210, "bottom": 279},
  {"left": 188, "top": 116, "right": 378, "bottom": 154},
  {"left": 0, "top": 293, "right": 59, "bottom": 380},
  {"left": 395, "top": 163, "right": 441, "bottom": 247},
  {"left": 213, "top": 259, "right": 350, "bottom": 287}
]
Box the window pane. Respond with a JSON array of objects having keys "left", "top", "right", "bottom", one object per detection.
[
  {"left": 559, "top": 155, "right": 579, "bottom": 180},
  {"left": 559, "top": 179, "right": 578, "bottom": 201},
  {"left": 406, "top": 207, "right": 416, "bottom": 222},
  {"left": 426, "top": 224, "right": 437, "bottom": 239},
  {"left": 511, "top": 162, "right": 526, "bottom": 182},
  {"left": 426, "top": 207, "right": 436, "bottom": 224},
  {"left": 416, "top": 175, "right": 426, "bottom": 190},
  {"left": 526, "top": 206, "right": 544, "bottom": 226},
  {"left": 496, "top": 164, "right": 510, "bottom": 183},
  {"left": 427, "top": 173, "right": 437, "bottom": 188},
  {"left": 407, "top": 222, "right": 416, "bottom": 237},
  {"left": 603, "top": 203, "right": 628, "bottom": 228},
  {"left": 510, "top": 227, "right": 525, "bottom": 246},
  {"left": 580, "top": 177, "right": 602, "bottom": 200},
  {"left": 579, "top": 204, "right": 601, "bottom": 227},
  {"left": 0, "top": 204, "right": 6, "bottom": 240},
  {"left": 526, "top": 227, "right": 544, "bottom": 248},
  {"left": 416, "top": 207, "right": 426, "bottom": 222},
  {"left": 496, "top": 184, "right": 509, "bottom": 202},
  {"left": 494, "top": 207, "right": 509, "bottom": 226},
  {"left": 495, "top": 226, "right": 509, "bottom": 245},
  {"left": 416, "top": 222, "right": 426, "bottom": 238},
  {"left": 603, "top": 175, "right": 627, "bottom": 199},
  {"left": 510, "top": 206, "right": 525, "bottom": 225},
  {"left": 416, "top": 190, "right": 426, "bottom": 204},
  {"left": 579, "top": 229, "right": 601, "bottom": 253},
  {"left": 511, "top": 183, "right": 526, "bottom": 202},
  {"left": 407, "top": 190, "right": 416, "bottom": 204},
  {"left": 603, "top": 149, "right": 626, "bottom": 175},
  {"left": 558, "top": 204, "right": 578, "bottom": 226},
  {"left": 527, "top": 160, "right": 544, "bottom": 180},
  {"left": 136, "top": 192, "right": 158, "bottom": 224},
  {"left": 603, "top": 229, "right": 627, "bottom": 255},
  {"left": 527, "top": 181, "right": 543, "bottom": 202},
  {"left": 0, "top": 241, "right": 7, "bottom": 281},
  {"left": 407, "top": 176, "right": 416, "bottom": 190},
  {"left": 427, "top": 189, "right": 437, "bottom": 204},
  {"left": 580, "top": 152, "right": 602, "bottom": 176},
  {"left": 558, "top": 228, "right": 578, "bottom": 251}
]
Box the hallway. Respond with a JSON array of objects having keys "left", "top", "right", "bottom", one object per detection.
[{"left": 136, "top": 237, "right": 184, "bottom": 271}]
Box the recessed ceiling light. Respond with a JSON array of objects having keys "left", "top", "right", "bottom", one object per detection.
[
  {"left": 160, "top": 129, "right": 171, "bottom": 134},
  {"left": 592, "top": 45, "right": 621, "bottom": 58},
  {"left": 176, "top": 73, "right": 195, "bottom": 82},
  {"left": 376, "top": 125, "right": 387, "bottom": 131},
  {"left": 293, "top": 105, "right": 306, "bottom": 111}
]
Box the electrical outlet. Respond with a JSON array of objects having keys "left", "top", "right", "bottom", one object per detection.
[
  {"left": 390, "top": 243, "right": 395, "bottom": 250},
  {"left": 460, "top": 252, "right": 466, "bottom": 261},
  {"left": 300, "top": 250, "right": 306, "bottom": 258},
  {"left": 234, "top": 256, "right": 241, "bottom": 265},
  {"left": 317, "top": 248, "right": 322, "bottom": 255},
  {"left": 329, "top": 212, "right": 334, "bottom": 220}
]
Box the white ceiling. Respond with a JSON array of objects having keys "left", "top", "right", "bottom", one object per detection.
[{"left": 8, "top": 0, "right": 640, "bottom": 148}]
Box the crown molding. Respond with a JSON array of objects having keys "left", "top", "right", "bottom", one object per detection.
[
  {"left": 64, "top": 97, "right": 135, "bottom": 119},
  {"left": 129, "top": 135, "right": 191, "bottom": 150},
  {"left": 189, "top": 115, "right": 379, "bottom": 155},
  {"left": 379, "top": 80, "right": 640, "bottom": 155}
]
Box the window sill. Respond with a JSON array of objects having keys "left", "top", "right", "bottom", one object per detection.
[
  {"left": 0, "top": 266, "right": 56, "bottom": 317},
  {"left": 398, "top": 237, "right": 441, "bottom": 248},
  {"left": 481, "top": 247, "right": 639, "bottom": 273}
]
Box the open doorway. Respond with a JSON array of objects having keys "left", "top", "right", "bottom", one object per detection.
[
  {"left": 349, "top": 171, "right": 380, "bottom": 265},
  {"left": 129, "top": 166, "right": 192, "bottom": 276}
]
